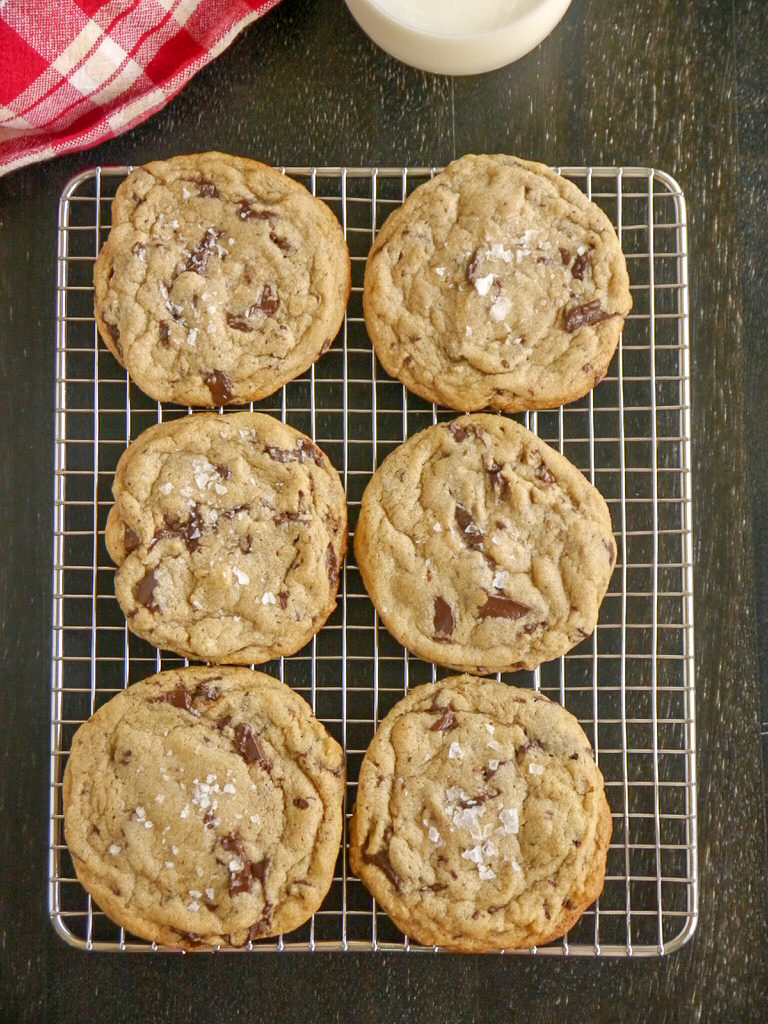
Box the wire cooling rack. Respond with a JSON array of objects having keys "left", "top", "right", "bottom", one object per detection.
[{"left": 50, "top": 164, "right": 695, "bottom": 956}]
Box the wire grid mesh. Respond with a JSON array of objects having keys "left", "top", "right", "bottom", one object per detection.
[{"left": 50, "top": 164, "right": 696, "bottom": 956}]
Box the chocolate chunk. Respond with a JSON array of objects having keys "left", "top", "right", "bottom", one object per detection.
[
  {"left": 320, "top": 336, "right": 333, "bottom": 354},
  {"left": 90, "top": 823, "right": 100, "bottom": 836},
  {"left": 248, "top": 904, "right": 273, "bottom": 940},
  {"left": 269, "top": 230, "right": 293, "bottom": 252},
  {"left": 239, "top": 534, "right": 253, "bottom": 554},
  {"left": 478, "top": 593, "right": 530, "bottom": 620},
  {"left": 149, "top": 683, "right": 193, "bottom": 712},
  {"left": 192, "top": 680, "right": 221, "bottom": 701},
  {"left": 522, "top": 622, "right": 542, "bottom": 635},
  {"left": 488, "top": 461, "right": 509, "bottom": 499},
  {"left": 293, "top": 797, "right": 309, "bottom": 809},
  {"left": 458, "top": 793, "right": 490, "bottom": 809},
  {"left": 117, "top": 749, "right": 132, "bottom": 765},
  {"left": 544, "top": 902, "right": 551, "bottom": 921},
  {"left": 203, "top": 808, "right": 217, "bottom": 829},
  {"left": 250, "top": 283, "right": 279, "bottom": 316},
  {"left": 273, "top": 511, "right": 305, "bottom": 526},
  {"left": 573, "top": 838, "right": 582, "bottom": 847},
  {"left": 233, "top": 723, "right": 271, "bottom": 772},
  {"left": 536, "top": 461, "right": 556, "bottom": 486},
  {"left": 569, "top": 753, "right": 579, "bottom": 760},
  {"left": 202, "top": 368, "right": 234, "bottom": 405},
  {"left": 124, "top": 526, "right": 141, "bottom": 553},
  {"left": 265, "top": 439, "right": 323, "bottom": 466},
  {"left": 433, "top": 596, "right": 454, "bottom": 637},
  {"left": 220, "top": 834, "right": 251, "bottom": 896},
  {"left": 563, "top": 299, "right": 615, "bottom": 333},
  {"left": 220, "top": 504, "right": 248, "bottom": 521},
  {"left": 326, "top": 543, "right": 339, "bottom": 588},
  {"left": 134, "top": 570, "right": 159, "bottom": 611},
  {"left": 430, "top": 708, "right": 455, "bottom": 732},
  {"left": 226, "top": 313, "right": 253, "bottom": 332},
  {"left": 482, "top": 761, "right": 507, "bottom": 781},
  {"left": 362, "top": 830, "right": 401, "bottom": 892},
  {"left": 153, "top": 505, "right": 204, "bottom": 553},
  {"left": 236, "top": 200, "right": 276, "bottom": 220},
  {"left": 449, "top": 420, "right": 482, "bottom": 443},
  {"left": 196, "top": 178, "right": 218, "bottom": 198},
  {"left": 215, "top": 463, "right": 231, "bottom": 479},
  {"left": 454, "top": 504, "right": 483, "bottom": 549},
  {"left": 465, "top": 249, "right": 480, "bottom": 283},
  {"left": 571, "top": 250, "right": 591, "bottom": 280},
  {"left": 559, "top": 247, "right": 571, "bottom": 265},
  {"left": 215, "top": 714, "right": 232, "bottom": 732},
  {"left": 132, "top": 241, "right": 146, "bottom": 258},
  {"left": 186, "top": 227, "right": 223, "bottom": 275},
  {"left": 158, "top": 320, "right": 170, "bottom": 346},
  {"left": 251, "top": 857, "right": 269, "bottom": 894},
  {"left": 277, "top": 590, "right": 289, "bottom": 610},
  {"left": 603, "top": 538, "right": 616, "bottom": 563},
  {"left": 103, "top": 318, "right": 122, "bottom": 357}
]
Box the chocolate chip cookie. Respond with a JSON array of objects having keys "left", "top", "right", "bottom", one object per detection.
[
  {"left": 63, "top": 666, "right": 345, "bottom": 948},
  {"left": 349, "top": 675, "right": 611, "bottom": 951},
  {"left": 363, "top": 154, "right": 632, "bottom": 412},
  {"left": 94, "top": 152, "right": 350, "bottom": 405},
  {"left": 353, "top": 414, "right": 615, "bottom": 673},
  {"left": 106, "top": 412, "right": 347, "bottom": 663}
]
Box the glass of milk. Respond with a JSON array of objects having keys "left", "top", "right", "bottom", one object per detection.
[{"left": 344, "top": 0, "right": 572, "bottom": 75}]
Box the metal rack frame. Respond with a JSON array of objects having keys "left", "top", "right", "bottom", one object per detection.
[{"left": 50, "top": 164, "right": 696, "bottom": 955}]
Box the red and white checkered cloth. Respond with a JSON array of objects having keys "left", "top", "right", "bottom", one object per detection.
[{"left": 0, "top": 0, "right": 282, "bottom": 178}]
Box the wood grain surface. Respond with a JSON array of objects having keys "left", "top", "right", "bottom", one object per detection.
[{"left": 0, "top": 0, "right": 766, "bottom": 1020}]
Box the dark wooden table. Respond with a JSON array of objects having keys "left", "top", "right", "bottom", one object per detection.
[{"left": 1, "top": 1, "right": 766, "bottom": 1019}]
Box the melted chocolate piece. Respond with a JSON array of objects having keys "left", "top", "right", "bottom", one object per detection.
[
  {"left": 433, "top": 596, "right": 454, "bottom": 637},
  {"left": 478, "top": 593, "right": 530, "bottom": 620},
  {"left": 248, "top": 904, "right": 273, "bottom": 940},
  {"left": 134, "top": 570, "right": 159, "bottom": 611},
  {"left": 571, "top": 250, "right": 591, "bottom": 280},
  {"left": 274, "top": 511, "right": 305, "bottom": 526},
  {"left": 203, "top": 368, "right": 234, "bottom": 405},
  {"left": 215, "top": 463, "right": 231, "bottom": 479},
  {"left": 522, "top": 622, "right": 542, "bottom": 635},
  {"left": 149, "top": 683, "right": 193, "bottom": 712},
  {"left": 603, "top": 538, "right": 616, "bottom": 563},
  {"left": 293, "top": 797, "right": 309, "bottom": 809},
  {"left": 559, "top": 247, "right": 571, "bottom": 265},
  {"left": 536, "top": 461, "right": 556, "bottom": 486},
  {"left": 465, "top": 249, "right": 480, "bottom": 283},
  {"left": 226, "top": 313, "right": 253, "bottom": 332},
  {"left": 362, "top": 830, "right": 401, "bottom": 891},
  {"left": 454, "top": 504, "right": 483, "bottom": 549},
  {"left": 236, "top": 200, "right": 276, "bottom": 220},
  {"left": 269, "top": 230, "right": 293, "bottom": 252},
  {"left": 153, "top": 505, "right": 204, "bottom": 553},
  {"left": 117, "top": 749, "right": 132, "bottom": 765},
  {"left": 186, "top": 227, "right": 223, "bottom": 275},
  {"left": 239, "top": 534, "right": 253, "bottom": 554},
  {"left": 573, "top": 838, "right": 582, "bottom": 847},
  {"left": 543, "top": 902, "right": 551, "bottom": 921},
  {"left": 326, "top": 543, "right": 339, "bottom": 588},
  {"left": 563, "top": 299, "right": 615, "bottom": 333},
  {"left": 320, "top": 336, "right": 333, "bottom": 354},
  {"left": 192, "top": 680, "right": 221, "bottom": 701},
  {"left": 488, "top": 461, "right": 509, "bottom": 499},
  {"left": 250, "top": 283, "right": 279, "bottom": 316},
  {"left": 220, "top": 834, "right": 252, "bottom": 896},
  {"left": 251, "top": 857, "right": 270, "bottom": 895},
  {"left": 220, "top": 504, "right": 248, "bottom": 521},
  {"left": 124, "top": 526, "right": 141, "bottom": 553},
  {"left": 203, "top": 808, "right": 217, "bottom": 829},
  {"left": 90, "top": 823, "right": 100, "bottom": 836},
  {"left": 216, "top": 713, "right": 232, "bottom": 732},
  {"left": 569, "top": 752, "right": 579, "bottom": 760},
  {"left": 158, "top": 320, "right": 170, "bottom": 345},
  {"left": 430, "top": 708, "right": 455, "bottom": 732},
  {"left": 449, "top": 420, "right": 482, "bottom": 443},
  {"left": 278, "top": 590, "right": 288, "bottom": 610},
  {"left": 103, "top": 318, "right": 122, "bottom": 357},
  {"left": 265, "top": 439, "right": 323, "bottom": 466},
  {"left": 233, "top": 723, "right": 271, "bottom": 772},
  {"left": 196, "top": 178, "right": 218, "bottom": 198}
]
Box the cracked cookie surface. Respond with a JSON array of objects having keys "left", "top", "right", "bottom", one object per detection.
[
  {"left": 349, "top": 675, "right": 611, "bottom": 951},
  {"left": 106, "top": 412, "right": 347, "bottom": 663},
  {"left": 353, "top": 414, "right": 615, "bottom": 673},
  {"left": 94, "top": 152, "right": 350, "bottom": 406},
  {"left": 63, "top": 666, "right": 345, "bottom": 949},
  {"left": 363, "top": 154, "right": 632, "bottom": 412}
]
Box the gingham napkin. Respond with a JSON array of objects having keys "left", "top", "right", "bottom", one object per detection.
[{"left": 0, "top": 0, "right": 282, "bottom": 178}]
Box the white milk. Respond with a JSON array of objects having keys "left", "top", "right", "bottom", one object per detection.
[{"left": 373, "top": 0, "right": 523, "bottom": 35}]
